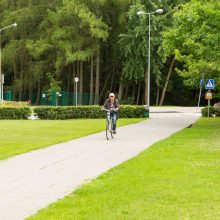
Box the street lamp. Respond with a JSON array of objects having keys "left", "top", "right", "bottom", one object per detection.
[
  {"left": 137, "top": 9, "right": 163, "bottom": 109},
  {"left": 0, "top": 23, "right": 17, "bottom": 104},
  {"left": 74, "top": 77, "right": 79, "bottom": 106}
]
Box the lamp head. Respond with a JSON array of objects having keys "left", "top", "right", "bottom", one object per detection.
[
  {"left": 156, "top": 9, "right": 163, "bottom": 14},
  {"left": 137, "top": 11, "right": 146, "bottom": 15}
]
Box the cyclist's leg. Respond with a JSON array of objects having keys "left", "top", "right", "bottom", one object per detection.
[{"left": 112, "top": 112, "right": 117, "bottom": 131}]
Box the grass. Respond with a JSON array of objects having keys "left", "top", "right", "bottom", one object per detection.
[
  {"left": 27, "top": 118, "right": 220, "bottom": 220},
  {"left": 0, "top": 118, "right": 145, "bottom": 161}
]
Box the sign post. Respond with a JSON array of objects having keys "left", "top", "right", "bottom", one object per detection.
[
  {"left": 198, "top": 77, "right": 204, "bottom": 108},
  {"left": 42, "top": 93, "right": 46, "bottom": 106},
  {"left": 74, "top": 77, "right": 79, "bottom": 106},
  {"left": 56, "top": 92, "right": 62, "bottom": 107},
  {"left": 205, "top": 90, "right": 213, "bottom": 117},
  {"left": 205, "top": 79, "right": 215, "bottom": 117}
]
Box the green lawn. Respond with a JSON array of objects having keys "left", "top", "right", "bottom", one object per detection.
[
  {"left": 27, "top": 118, "right": 220, "bottom": 220},
  {"left": 0, "top": 118, "right": 144, "bottom": 161}
]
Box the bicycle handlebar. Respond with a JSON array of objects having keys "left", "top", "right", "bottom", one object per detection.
[{"left": 102, "top": 108, "right": 118, "bottom": 112}]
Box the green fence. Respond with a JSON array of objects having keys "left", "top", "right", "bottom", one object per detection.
[
  {"left": 41, "top": 92, "right": 95, "bottom": 106},
  {"left": 3, "top": 91, "right": 97, "bottom": 106},
  {"left": 3, "top": 91, "right": 13, "bottom": 101}
]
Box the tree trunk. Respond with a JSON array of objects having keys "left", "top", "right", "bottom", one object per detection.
[
  {"left": 77, "top": 60, "right": 80, "bottom": 76},
  {"left": 118, "top": 80, "right": 124, "bottom": 101},
  {"left": 12, "top": 57, "right": 18, "bottom": 100},
  {"left": 156, "top": 86, "right": 160, "bottom": 106},
  {"left": 95, "top": 46, "right": 100, "bottom": 104},
  {"left": 67, "top": 65, "right": 71, "bottom": 93},
  {"left": 110, "top": 67, "right": 115, "bottom": 93},
  {"left": 159, "top": 56, "right": 175, "bottom": 106},
  {"left": 28, "top": 83, "right": 33, "bottom": 101},
  {"left": 124, "top": 86, "right": 129, "bottom": 100},
  {"left": 79, "top": 61, "right": 83, "bottom": 105},
  {"left": 194, "top": 91, "right": 199, "bottom": 104},
  {"left": 100, "top": 70, "right": 112, "bottom": 100},
  {"left": 28, "top": 62, "right": 33, "bottom": 101},
  {"left": 18, "top": 56, "right": 24, "bottom": 101},
  {"left": 132, "top": 84, "right": 136, "bottom": 104},
  {"left": 36, "top": 79, "right": 41, "bottom": 105},
  {"left": 89, "top": 56, "right": 94, "bottom": 105},
  {"left": 136, "top": 80, "right": 141, "bottom": 105}
]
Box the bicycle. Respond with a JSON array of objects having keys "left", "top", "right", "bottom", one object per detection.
[{"left": 103, "top": 109, "right": 116, "bottom": 140}]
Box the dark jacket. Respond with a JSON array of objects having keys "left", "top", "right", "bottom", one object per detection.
[{"left": 104, "top": 99, "right": 120, "bottom": 110}]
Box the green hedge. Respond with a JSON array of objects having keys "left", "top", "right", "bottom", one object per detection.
[
  {"left": 0, "top": 107, "right": 32, "bottom": 119},
  {"left": 201, "top": 106, "right": 216, "bottom": 117},
  {"left": 2, "top": 101, "right": 30, "bottom": 107},
  {"left": 34, "top": 105, "right": 148, "bottom": 120}
]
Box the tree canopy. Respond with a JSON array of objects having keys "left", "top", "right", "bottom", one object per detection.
[{"left": 0, "top": 0, "right": 219, "bottom": 106}]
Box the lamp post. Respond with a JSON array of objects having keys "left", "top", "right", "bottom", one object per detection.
[
  {"left": 137, "top": 9, "right": 163, "bottom": 109},
  {"left": 0, "top": 23, "right": 17, "bottom": 104},
  {"left": 74, "top": 77, "right": 79, "bottom": 106},
  {"left": 56, "top": 92, "right": 62, "bottom": 106}
]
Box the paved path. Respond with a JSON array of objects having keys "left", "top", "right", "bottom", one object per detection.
[
  {"left": 0, "top": 109, "right": 201, "bottom": 220},
  {"left": 150, "top": 106, "right": 202, "bottom": 113}
]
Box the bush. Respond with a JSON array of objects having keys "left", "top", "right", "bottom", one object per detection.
[
  {"left": 34, "top": 105, "right": 148, "bottom": 120},
  {"left": 201, "top": 106, "right": 216, "bottom": 117},
  {"left": 119, "top": 105, "right": 147, "bottom": 118},
  {"left": 0, "top": 107, "right": 32, "bottom": 119},
  {"left": 2, "top": 101, "right": 30, "bottom": 107}
]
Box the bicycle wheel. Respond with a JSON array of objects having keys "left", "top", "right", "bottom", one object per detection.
[
  {"left": 110, "top": 118, "right": 114, "bottom": 139},
  {"left": 106, "top": 120, "right": 110, "bottom": 140}
]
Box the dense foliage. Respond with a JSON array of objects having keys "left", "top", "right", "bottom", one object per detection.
[
  {"left": 0, "top": 0, "right": 219, "bottom": 106},
  {"left": 162, "top": 0, "right": 220, "bottom": 88},
  {"left": 0, "top": 107, "right": 31, "bottom": 119},
  {"left": 201, "top": 106, "right": 217, "bottom": 117},
  {"left": 34, "top": 105, "right": 148, "bottom": 119}
]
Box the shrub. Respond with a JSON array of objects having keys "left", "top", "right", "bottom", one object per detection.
[
  {"left": 2, "top": 101, "right": 30, "bottom": 107},
  {"left": 0, "top": 107, "right": 32, "bottom": 119},
  {"left": 201, "top": 106, "right": 216, "bottom": 117},
  {"left": 34, "top": 105, "right": 148, "bottom": 120},
  {"left": 119, "top": 105, "right": 147, "bottom": 118}
]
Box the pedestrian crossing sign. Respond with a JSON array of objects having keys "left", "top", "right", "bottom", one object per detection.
[{"left": 205, "top": 79, "right": 215, "bottom": 90}]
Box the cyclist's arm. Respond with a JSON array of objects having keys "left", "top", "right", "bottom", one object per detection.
[
  {"left": 115, "top": 99, "right": 120, "bottom": 111},
  {"left": 104, "top": 100, "right": 109, "bottom": 109},
  {"left": 102, "top": 100, "right": 108, "bottom": 110}
]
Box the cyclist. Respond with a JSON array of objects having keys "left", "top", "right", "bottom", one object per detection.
[{"left": 103, "top": 93, "right": 120, "bottom": 134}]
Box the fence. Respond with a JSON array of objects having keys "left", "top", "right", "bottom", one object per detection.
[
  {"left": 3, "top": 91, "right": 98, "bottom": 106},
  {"left": 3, "top": 91, "right": 13, "bottom": 101}
]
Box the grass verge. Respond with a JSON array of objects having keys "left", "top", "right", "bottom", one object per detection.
[
  {"left": 28, "top": 118, "right": 220, "bottom": 220},
  {"left": 0, "top": 118, "right": 145, "bottom": 161}
]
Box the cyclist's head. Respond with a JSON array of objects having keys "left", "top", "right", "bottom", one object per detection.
[{"left": 109, "top": 93, "right": 115, "bottom": 100}]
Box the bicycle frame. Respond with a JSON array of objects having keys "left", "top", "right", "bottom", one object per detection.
[
  {"left": 104, "top": 109, "right": 115, "bottom": 140},
  {"left": 106, "top": 111, "right": 113, "bottom": 131}
]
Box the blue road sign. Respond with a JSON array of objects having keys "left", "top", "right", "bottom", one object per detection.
[
  {"left": 199, "top": 79, "right": 204, "bottom": 86},
  {"left": 205, "top": 79, "right": 215, "bottom": 90}
]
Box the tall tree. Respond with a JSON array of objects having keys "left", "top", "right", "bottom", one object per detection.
[{"left": 162, "top": 0, "right": 220, "bottom": 88}]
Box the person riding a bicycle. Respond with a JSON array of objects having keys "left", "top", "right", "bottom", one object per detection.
[{"left": 103, "top": 93, "right": 120, "bottom": 134}]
